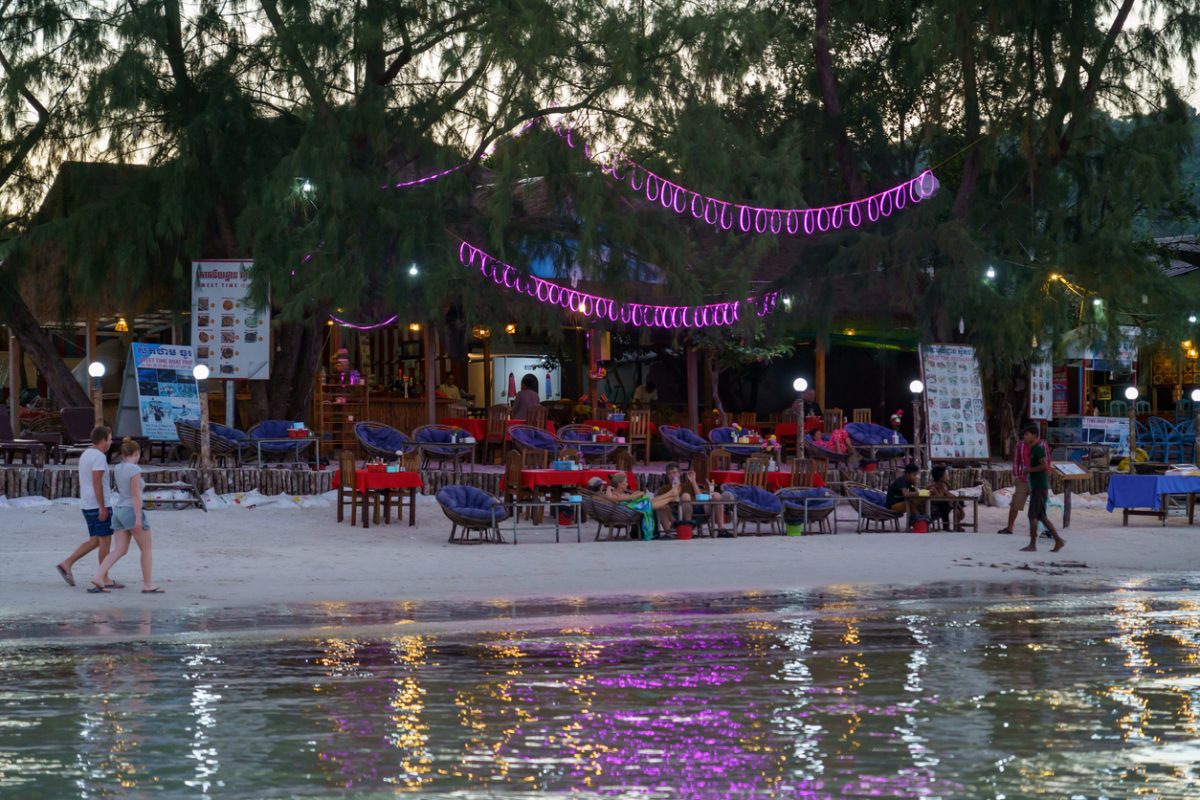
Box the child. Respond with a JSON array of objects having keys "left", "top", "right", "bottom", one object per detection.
[
  {"left": 927, "top": 465, "right": 965, "bottom": 531},
  {"left": 90, "top": 438, "right": 162, "bottom": 593}
]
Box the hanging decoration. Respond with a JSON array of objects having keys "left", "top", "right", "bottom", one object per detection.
[
  {"left": 329, "top": 312, "right": 398, "bottom": 331},
  {"left": 551, "top": 119, "right": 939, "bottom": 237},
  {"left": 458, "top": 239, "right": 777, "bottom": 329}
]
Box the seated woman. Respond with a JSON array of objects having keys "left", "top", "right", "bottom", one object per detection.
[
  {"left": 927, "top": 465, "right": 965, "bottom": 531},
  {"left": 654, "top": 463, "right": 735, "bottom": 535},
  {"left": 604, "top": 472, "right": 677, "bottom": 540}
]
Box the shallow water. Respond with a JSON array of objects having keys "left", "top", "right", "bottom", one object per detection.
[{"left": 2, "top": 582, "right": 1200, "bottom": 798}]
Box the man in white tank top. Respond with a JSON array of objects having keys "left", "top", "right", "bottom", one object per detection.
[{"left": 55, "top": 425, "right": 120, "bottom": 588}]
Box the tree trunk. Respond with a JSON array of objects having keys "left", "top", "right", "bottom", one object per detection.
[
  {"left": 0, "top": 282, "right": 89, "bottom": 408},
  {"left": 813, "top": 0, "right": 866, "bottom": 197}
]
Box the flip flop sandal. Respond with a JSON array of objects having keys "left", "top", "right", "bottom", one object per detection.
[
  {"left": 141, "top": 587, "right": 165, "bottom": 594},
  {"left": 105, "top": 581, "right": 126, "bottom": 589},
  {"left": 56, "top": 564, "right": 75, "bottom": 587},
  {"left": 87, "top": 582, "right": 110, "bottom": 594}
]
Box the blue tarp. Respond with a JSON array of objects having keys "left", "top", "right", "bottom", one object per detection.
[{"left": 1107, "top": 474, "right": 1200, "bottom": 512}]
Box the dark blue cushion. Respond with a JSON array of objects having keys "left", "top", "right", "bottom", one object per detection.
[
  {"left": 663, "top": 426, "right": 707, "bottom": 451},
  {"left": 438, "top": 485, "right": 509, "bottom": 523},
  {"left": 416, "top": 427, "right": 453, "bottom": 444},
  {"left": 211, "top": 423, "right": 248, "bottom": 442},
  {"left": 778, "top": 488, "right": 835, "bottom": 519},
  {"left": 356, "top": 423, "right": 412, "bottom": 453},
  {"left": 848, "top": 486, "right": 888, "bottom": 507},
  {"left": 846, "top": 422, "right": 907, "bottom": 447},
  {"left": 709, "top": 426, "right": 737, "bottom": 444},
  {"left": 511, "top": 426, "right": 558, "bottom": 451},
  {"left": 724, "top": 484, "right": 783, "bottom": 513}
]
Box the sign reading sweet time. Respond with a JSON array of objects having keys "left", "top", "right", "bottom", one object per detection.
[{"left": 191, "top": 260, "right": 270, "bottom": 379}]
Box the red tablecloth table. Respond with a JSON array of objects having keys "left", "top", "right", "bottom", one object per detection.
[
  {"left": 439, "top": 418, "right": 557, "bottom": 440},
  {"left": 516, "top": 468, "right": 638, "bottom": 492},
  {"left": 774, "top": 419, "right": 824, "bottom": 439},
  {"left": 332, "top": 469, "right": 423, "bottom": 527},
  {"left": 710, "top": 469, "right": 826, "bottom": 491},
  {"left": 582, "top": 419, "right": 658, "bottom": 436}
]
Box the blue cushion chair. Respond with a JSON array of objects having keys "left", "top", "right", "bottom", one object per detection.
[
  {"left": 845, "top": 422, "right": 908, "bottom": 461},
  {"left": 211, "top": 421, "right": 255, "bottom": 465},
  {"left": 844, "top": 482, "right": 904, "bottom": 532},
  {"left": 708, "top": 426, "right": 761, "bottom": 461},
  {"left": 437, "top": 485, "right": 508, "bottom": 543},
  {"left": 720, "top": 482, "right": 784, "bottom": 535},
  {"left": 247, "top": 420, "right": 316, "bottom": 463},
  {"left": 354, "top": 422, "right": 414, "bottom": 461},
  {"left": 509, "top": 424, "right": 561, "bottom": 457},
  {"left": 412, "top": 424, "right": 472, "bottom": 472},
  {"left": 557, "top": 424, "right": 618, "bottom": 464},
  {"left": 803, "top": 434, "right": 852, "bottom": 466},
  {"left": 660, "top": 425, "right": 710, "bottom": 462},
  {"left": 777, "top": 487, "right": 837, "bottom": 534}
]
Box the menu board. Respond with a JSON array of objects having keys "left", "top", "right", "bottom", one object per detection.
[
  {"left": 131, "top": 343, "right": 202, "bottom": 441},
  {"left": 920, "top": 344, "right": 990, "bottom": 460},
  {"left": 1029, "top": 360, "right": 1054, "bottom": 421},
  {"left": 1052, "top": 365, "right": 1069, "bottom": 417},
  {"left": 191, "top": 260, "right": 270, "bottom": 380}
]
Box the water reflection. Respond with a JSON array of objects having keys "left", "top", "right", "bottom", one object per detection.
[{"left": 1, "top": 587, "right": 1199, "bottom": 797}]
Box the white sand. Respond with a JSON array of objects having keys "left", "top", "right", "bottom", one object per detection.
[{"left": 3, "top": 493, "right": 1198, "bottom": 618}]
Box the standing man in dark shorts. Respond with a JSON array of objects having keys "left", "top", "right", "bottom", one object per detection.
[
  {"left": 55, "top": 426, "right": 121, "bottom": 587},
  {"left": 1021, "top": 424, "right": 1065, "bottom": 553}
]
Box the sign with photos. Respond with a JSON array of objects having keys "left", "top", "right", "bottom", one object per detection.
[
  {"left": 191, "top": 260, "right": 270, "bottom": 379},
  {"left": 920, "top": 344, "right": 990, "bottom": 460}
]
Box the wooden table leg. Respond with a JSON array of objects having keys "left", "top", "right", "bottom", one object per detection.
[
  {"left": 409, "top": 487, "right": 416, "bottom": 526},
  {"left": 1063, "top": 485, "right": 1072, "bottom": 529},
  {"left": 1189, "top": 492, "right": 1196, "bottom": 525},
  {"left": 361, "top": 489, "right": 371, "bottom": 529}
]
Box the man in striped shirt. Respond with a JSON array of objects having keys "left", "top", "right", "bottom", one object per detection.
[{"left": 997, "top": 433, "right": 1033, "bottom": 534}]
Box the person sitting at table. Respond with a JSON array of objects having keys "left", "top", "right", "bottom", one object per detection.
[
  {"left": 926, "top": 465, "right": 965, "bottom": 531},
  {"left": 791, "top": 388, "right": 823, "bottom": 421},
  {"left": 885, "top": 463, "right": 923, "bottom": 522},
  {"left": 511, "top": 374, "right": 541, "bottom": 420},
  {"left": 605, "top": 471, "right": 677, "bottom": 540},
  {"left": 632, "top": 380, "right": 658, "bottom": 407},
  {"left": 436, "top": 373, "right": 462, "bottom": 402},
  {"left": 654, "top": 463, "right": 734, "bottom": 536}
]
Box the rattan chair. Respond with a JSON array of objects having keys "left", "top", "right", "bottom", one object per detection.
[
  {"left": 720, "top": 482, "right": 784, "bottom": 536},
  {"left": 660, "top": 425, "right": 710, "bottom": 462},
  {"left": 558, "top": 423, "right": 619, "bottom": 464},
  {"left": 582, "top": 490, "right": 645, "bottom": 541},
  {"left": 412, "top": 424, "right": 472, "bottom": 471},
  {"left": 843, "top": 481, "right": 904, "bottom": 532},
  {"left": 777, "top": 487, "right": 837, "bottom": 534},
  {"left": 175, "top": 420, "right": 246, "bottom": 467},
  {"left": 509, "top": 424, "right": 561, "bottom": 457},
  {"left": 353, "top": 421, "right": 414, "bottom": 462},
  {"left": 438, "top": 485, "right": 507, "bottom": 543}
]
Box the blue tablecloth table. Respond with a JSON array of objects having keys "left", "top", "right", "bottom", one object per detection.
[{"left": 1106, "top": 474, "right": 1200, "bottom": 526}]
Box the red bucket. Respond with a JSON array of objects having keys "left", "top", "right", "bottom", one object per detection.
[
  {"left": 863, "top": 461, "right": 878, "bottom": 472},
  {"left": 912, "top": 518, "right": 929, "bottom": 534},
  {"left": 674, "top": 522, "right": 694, "bottom": 540}
]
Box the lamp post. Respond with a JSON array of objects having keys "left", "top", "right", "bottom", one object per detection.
[
  {"left": 792, "top": 377, "right": 808, "bottom": 456},
  {"left": 193, "top": 364, "right": 211, "bottom": 488},
  {"left": 1124, "top": 386, "right": 1139, "bottom": 456},
  {"left": 87, "top": 361, "right": 105, "bottom": 427},
  {"left": 909, "top": 379, "right": 925, "bottom": 469},
  {"left": 1191, "top": 388, "right": 1200, "bottom": 465}
]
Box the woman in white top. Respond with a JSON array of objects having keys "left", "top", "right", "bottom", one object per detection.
[{"left": 90, "top": 438, "right": 162, "bottom": 593}]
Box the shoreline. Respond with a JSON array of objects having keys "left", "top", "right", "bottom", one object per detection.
[{"left": 3, "top": 497, "right": 1198, "bottom": 638}]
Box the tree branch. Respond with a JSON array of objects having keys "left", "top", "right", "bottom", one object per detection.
[
  {"left": 258, "top": 0, "right": 331, "bottom": 119},
  {"left": 0, "top": 46, "right": 49, "bottom": 191}
]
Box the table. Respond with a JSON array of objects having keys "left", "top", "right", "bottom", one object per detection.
[
  {"left": 516, "top": 469, "right": 638, "bottom": 492},
  {"left": 1106, "top": 473, "right": 1200, "bottom": 526},
  {"left": 439, "top": 417, "right": 557, "bottom": 440},
  {"left": 414, "top": 441, "right": 477, "bottom": 473},
  {"left": 665, "top": 496, "right": 737, "bottom": 538},
  {"left": 1058, "top": 472, "right": 1094, "bottom": 528},
  {"left": 852, "top": 443, "right": 925, "bottom": 464},
  {"left": 582, "top": 419, "right": 658, "bottom": 436},
  {"left": 710, "top": 470, "right": 826, "bottom": 491},
  {"left": 332, "top": 469, "right": 423, "bottom": 527},
  {"left": 252, "top": 436, "right": 320, "bottom": 469},
  {"left": 924, "top": 495, "right": 980, "bottom": 531},
  {"left": 1049, "top": 441, "right": 1113, "bottom": 466},
  {"left": 0, "top": 438, "right": 47, "bottom": 468},
  {"left": 774, "top": 419, "right": 824, "bottom": 439},
  {"left": 506, "top": 499, "right": 583, "bottom": 544}
]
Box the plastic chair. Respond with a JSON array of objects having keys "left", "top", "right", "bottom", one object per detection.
[
  {"left": 1149, "top": 417, "right": 1186, "bottom": 462},
  {"left": 1107, "top": 400, "right": 1128, "bottom": 417}
]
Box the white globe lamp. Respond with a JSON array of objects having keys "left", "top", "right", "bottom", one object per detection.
[{"left": 792, "top": 377, "right": 808, "bottom": 393}]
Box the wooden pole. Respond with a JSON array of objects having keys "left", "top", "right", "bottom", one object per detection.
[
  {"left": 686, "top": 343, "right": 699, "bottom": 430},
  {"left": 7, "top": 328, "right": 19, "bottom": 434},
  {"left": 1193, "top": 402, "right": 1199, "bottom": 465},
  {"left": 424, "top": 325, "right": 436, "bottom": 425},
  {"left": 483, "top": 338, "right": 492, "bottom": 408},
  {"left": 198, "top": 382, "right": 212, "bottom": 490},
  {"left": 1128, "top": 404, "right": 1137, "bottom": 455}
]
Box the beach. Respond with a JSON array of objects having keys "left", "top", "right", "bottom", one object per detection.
[{"left": 3, "top": 493, "right": 1198, "bottom": 620}]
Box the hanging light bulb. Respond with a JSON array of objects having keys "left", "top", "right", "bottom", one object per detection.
[
  {"left": 1092, "top": 298, "right": 1102, "bottom": 307},
  {"left": 1031, "top": 335, "right": 1038, "bottom": 349},
  {"left": 958, "top": 318, "right": 965, "bottom": 335},
  {"left": 1190, "top": 314, "right": 1197, "bottom": 324},
  {"left": 578, "top": 300, "right": 589, "bottom": 314},
  {"left": 985, "top": 266, "right": 996, "bottom": 280},
  {"left": 114, "top": 317, "right": 129, "bottom": 333},
  {"left": 408, "top": 263, "right": 419, "bottom": 276}
]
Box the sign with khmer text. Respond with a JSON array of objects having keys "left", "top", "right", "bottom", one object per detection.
[{"left": 191, "top": 260, "right": 270, "bottom": 379}]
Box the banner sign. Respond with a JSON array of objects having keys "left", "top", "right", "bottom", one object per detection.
[
  {"left": 1052, "top": 365, "right": 1070, "bottom": 418},
  {"left": 131, "top": 343, "right": 201, "bottom": 441},
  {"left": 1029, "top": 360, "right": 1054, "bottom": 421},
  {"left": 191, "top": 260, "right": 270, "bottom": 379},
  {"left": 920, "top": 344, "right": 990, "bottom": 460}
]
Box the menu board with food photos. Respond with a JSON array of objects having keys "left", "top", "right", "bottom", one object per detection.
[
  {"left": 920, "top": 344, "right": 990, "bottom": 460},
  {"left": 1029, "top": 359, "right": 1054, "bottom": 421},
  {"left": 191, "top": 260, "right": 270, "bottom": 380}
]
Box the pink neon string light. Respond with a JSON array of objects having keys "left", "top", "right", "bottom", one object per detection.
[
  {"left": 456, "top": 239, "right": 777, "bottom": 329},
  {"left": 329, "top": 312, "right": 398, "bottom": 331},
  {"left": 551, "top": 119, "right": 939, "bottom": 237}
]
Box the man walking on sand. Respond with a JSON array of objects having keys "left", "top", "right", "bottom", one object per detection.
[
  {"left": 997, "top": 427, "right": 1034, "bottom": 535},
  {"left": 1021, "top": 424, "right": 1065, "bottom": 553},
  {"left": 55, "top": 426, "right": 123, "bottom": 588}
]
